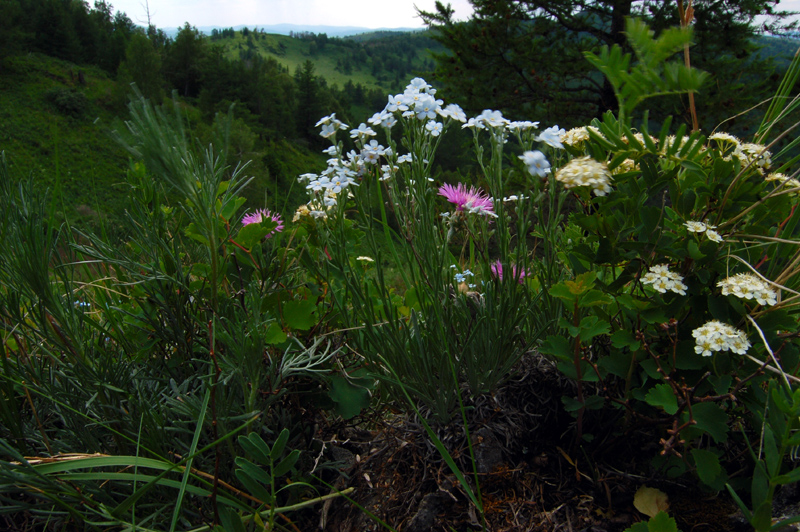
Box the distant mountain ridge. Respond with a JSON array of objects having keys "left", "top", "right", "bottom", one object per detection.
[{"left": 158, "top": 23, "right": 424, "bottom": 39}]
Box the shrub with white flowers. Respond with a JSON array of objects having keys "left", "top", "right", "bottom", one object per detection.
[
  {"left": 718, "top": 273, "right": 778, "bottom": 306},
  {"left": 554, "top": 156, "right": 612, "bottom": 196},
  {"left": 640, "top": 264, "right": 687, "bottom": 295},
  {"left": 692, "top": 320, "right": 751, "bottom": 357}
]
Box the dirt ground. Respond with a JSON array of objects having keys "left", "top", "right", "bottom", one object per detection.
[{"left": 307, "top": 355, "right": 799, "bottom": 532}]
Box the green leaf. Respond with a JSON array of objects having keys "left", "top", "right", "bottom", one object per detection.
[
  {"left": 646, "top": 511, "right": 679, "bottom": 532},
  {"left": 263, "top": 322, "right": 287, "bottom": 345},
  {"left": 273, "top": 449, "right": 300, "bottom": 477},
  {"left": 235, "top": 466, "right": 273, "bottom": 505},
  {"left": 580, "top": 315, "right": 610, "bottom": 338},
  {"left": 329, "top": 374, "right": 372, "bottom": 420},
  {"left": 218, "top": 507, "right": 247, "bottom": 532},
  {"left": 540, "top": 335, "right": 572, "bottom": 362},
  {"left": 239, "top": 433, "right": 272, "bottom": 465},
  {"left": 611, "top": 329, "right": 641, "bottom": 350},
  {"left": 598, "top": 350, "right": 634, "bottom": 378},
  {"left": 271, "top": 428, "right": 290, "bottom": 461},
  {"left": 687, "top": 239, "right": 705, "bottom": 260},
  {"left": 691, "top": 448, "right": 722, "bottom": 486},
  {"left": 185, "top": 222, "right": 210, "bottom": 246},
  {"left": 223, "top": 196, "right": 247, "bottom": 221},
  {"left": 283, "top": 299, "right": 317, "bottom": 330},
  {"left": 235, "top": 457, "right": 273, "bottom": 486},
  {"left": 687, "top": 403, "right": 729, "bottom": 443},
  {"left": 645, "top": 384, "right": 678, "bottom": 415},
  {"left": 580, "top": 289, "right": 613, "bottom": 308},
  {"left": 236, "top": 223, "right": 272, "bottom": 250},
  {"left": 561, "top": 395, "right": 584, "bottom": 412}
]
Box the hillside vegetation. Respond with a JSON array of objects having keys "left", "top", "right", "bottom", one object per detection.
[{"left": 209, "top": 28, "right": 442, "bottom": 93}]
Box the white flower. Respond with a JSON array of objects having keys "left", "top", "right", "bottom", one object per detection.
[
  {"left": 397, "top": 153, "right": 413, "bottom": 164},
  {"left": 519, "top": 150, "right": 551, "bottom": 177},
  {"left": 705, "top": 229, "right": 723, "bottom": 243},
  {"left": 440, "top": 103, "right": 466, "bottom": 122},
  {"left": 386, "top": 94, "right": 409, "bottom": 113},
  {"left": 641, "top": 264, "right": 687, "bottom": 295},
  {"left": 350, "top": 123, "right": 376, "bottom": 139},
  {"left": 692, "top": 320, "right": 750, "bottom": 357},
  {"left": 537, "top": 125, "right": 566, "bottom": 149},
  {"left": 508, "top": 120, "right": 539, "bottom": 131},
  {"left": 320, "top": 123, "right": 336, "bottom": 138},
  {"left": 718, "top": 273, "right": 778, "bottom": 306},
  {"left": 425, "top": 121, "right": 444, "bottom": 136},
  {"left": 315, "top": 113, "right": 336, "bottom": 127},
  {"left": 554, "top": 156, "right": 612, "bottom": 196},
  {"left": 476, "top": 109, "right": 508, "bottom": 129},
  {"left": 684, "top": 220, "right": 707, "bottom": 233},
  {"left": 356, "top": 256, "right": 374, "bottom": 262}
]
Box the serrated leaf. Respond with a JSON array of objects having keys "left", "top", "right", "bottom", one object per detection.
[
  {"left": 611, "top": 329, "right": 641, "bottom": 350},
  {"left": 579, "top": 315, "right": 610, "bottom": 340},
  {"left": 580, "top": 289, "right": 613, "bottom": 307},
  {"left": 633, "top": 486, "right": 669, "bottom": 517},
  {"left": 646, "top": 511, "right": 679, "bottom": 532},
  {"left": 645, "top": 384, "right": 678, "bottom": 415},
  {"left": 688, "top": 403, "right": 728, "bottom": 443},
  {"left": 540, "top": 336, "right": 572, "bottom": 362},
  {"left": 236, "top": 223, "right": 272, "bottom": 250},
  {"left": 691, "top": 448, "right": 722, "bottom": 486},
  {"left": 263, "top": 322, "right": 287, "bottom": 345},
  {"left": 283, "top": 299, "right": 317, "bottom": 330},
  {"left": 329, "top": 374, "right": 372, "bottom": 420}
]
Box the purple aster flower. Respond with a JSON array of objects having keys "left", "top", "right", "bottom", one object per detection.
[
  {"left": 438, "top": 183, "right": 494, "bottom": 216},
  {"left": 491, "top": 260, "right": 526, "bottom": 283},
  {"left": 241, "top": 208, "right": 284, "bottom": 238}
]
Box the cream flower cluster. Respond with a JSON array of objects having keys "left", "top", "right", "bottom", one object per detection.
[
  {"left": 693, "top": 320, "right": 750, "bottom": 357},
  {"left": 561, "top": 126, "right": 603, "bottom": 148},
  {"left": 555, "top": 156, "right": 612, "bottom": 196},
  {"left": 683, "top": 220, "right": 723, "bottom": 243},
  {"left": 708, "top": 133, "right": 771, "bottom": 171},
  {"left": 641, "top": 264, "right": 687, "bottom": 295},
  {"left": 717, "top": 273, "right": 778, "bottom": 306},
  {"left": 765, "top": 173, "right": 800, "bottom": 196}
]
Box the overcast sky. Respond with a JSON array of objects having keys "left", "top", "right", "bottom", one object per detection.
[
  {"left": 109, "top": 0, "right": 476, "bottom": 29},
  {"left": 107, "top": 0, "right": 800, "bottom": 31}
]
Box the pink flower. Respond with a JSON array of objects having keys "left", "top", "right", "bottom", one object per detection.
[
  {"left": 491, "top": 260, "right": 526, "bottom": 283},
  {"left": 241, "top": 208, "right": 284, "bottom": 238},
  {"left": 438, "top": 183, "right": 494, "bottom": 216}
]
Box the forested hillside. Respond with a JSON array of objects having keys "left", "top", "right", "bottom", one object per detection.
[{"left": 0, "top": 0, "right": 447, "bottom": 231}]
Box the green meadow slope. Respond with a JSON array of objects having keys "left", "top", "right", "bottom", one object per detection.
[{"left": 0, "top": 53, "right": 130, "bottom": 229}]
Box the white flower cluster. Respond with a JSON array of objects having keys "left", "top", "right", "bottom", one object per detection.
[
  {"left": 708, "top": 133, "right": 771, "bottom": 171},
  {"left": 316, "top": 113, "right": 349, "bottom": 139},
  {"left": 693, "top": 320, "right": 750, "bottom": 357},
  {"left": 683, "top": 220, "right": 723, "bottom": 243},
  {"left": 717, "top": 273, "right": 778, "bottom": 306},
  {"left": 376, "top": 77, "right": 466, "bottom": 131},
  {"left": 765, "top": 172, "right": 800, "bottom": 196},
  {"left": 554, "top": 156, "right": 612, "bottom": 196},
  {"left": 641, "top": 264, "right": 687, "bottom": 295}
]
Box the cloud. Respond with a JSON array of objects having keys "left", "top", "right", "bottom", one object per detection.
[{"left": 112, "top": 0, "right": 474, "bottom": 29}]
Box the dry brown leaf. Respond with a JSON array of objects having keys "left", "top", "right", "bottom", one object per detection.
[{"left": 633, "top": 485, "right": 669, "bottom": 517}]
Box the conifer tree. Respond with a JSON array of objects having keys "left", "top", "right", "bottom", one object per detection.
[{"left": 420, "top": 0, "right": 797, "bottom": 128}]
